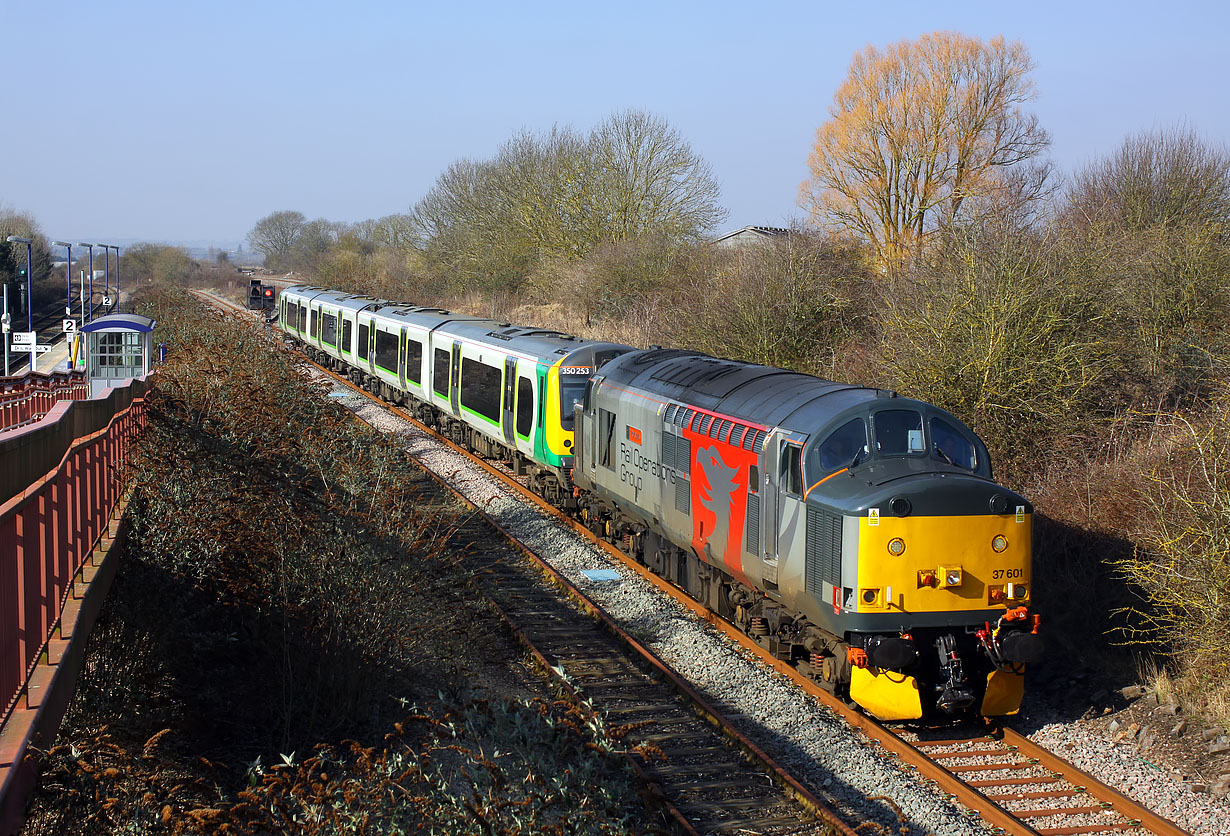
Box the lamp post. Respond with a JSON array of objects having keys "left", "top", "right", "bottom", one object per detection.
[
  {"left": 100, "top": 244, "right": 119, "bottom": 307},
  {"left": 107, "top": 245, "right": 120, "bottom": 303},
  {"left": 98, "top": 243, "right": 110, "bottom": 306},
  {"left": 6, "top": 235, "right": 34, "bottom": 372},
  {"left": 5, "top": 236, "right": 33, "bottom": 332},
  {"left": 77, "top": 243, "right": 96, "bottom": 322},
  {"left": 51, "top": 241, "right": 73, "bottom": 317}
]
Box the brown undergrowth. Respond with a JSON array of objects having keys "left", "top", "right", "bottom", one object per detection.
[{"left": 21, "top": 289, "right": 663, "bottom": 835}]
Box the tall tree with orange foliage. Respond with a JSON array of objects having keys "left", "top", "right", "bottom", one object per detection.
[{"left": 801, "top": 32, "right": 1050, "bottom": 273}]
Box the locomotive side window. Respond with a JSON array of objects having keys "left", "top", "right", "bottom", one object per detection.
[
  {"left": 405, "top": 338, "right": 423, "bottom": 384},
  {"left": 374, "top": 329, "right": 399, "bottom": 372},
  {"left": 357, "top": 324, "right": 369, "bottom": 360},
  {"left": 781, "top": 443, "right": 803, "bottom": 497},
  {"left": 516, "top": 377, "right": 534, "bottom": 438},
  {"left": 819, "top": 418, "right": 867, "bottom": 471},
  {"left": 930, "top": 416, "right": 976, "bottom": 470},
  {"left": 433, "top": 349, "right": 450, "bottom": 396},
  {"left": 874, "top": 409, "right": 925, "bottom": 456},
  {"left": 598, "top": 409, "right": 616, "bottom": 470}
]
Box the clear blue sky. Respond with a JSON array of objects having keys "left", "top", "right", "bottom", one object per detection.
[{"left": 3, "top": 0, "right": 1227, "bottom": 248}]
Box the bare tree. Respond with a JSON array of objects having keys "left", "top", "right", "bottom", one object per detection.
[
  {"left": 409, "top": 110, "right": 727, "bottom": 293},
  {"left": 588, "top": 110, "right": 727, "bottom": 244},
  {"left": 247, "top": 210, "right": 307, "bottom": 269},
  {"left": 801, "top": 32, "right": 1050, "bottom": 273}
]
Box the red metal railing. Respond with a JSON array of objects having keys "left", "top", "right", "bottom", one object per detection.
[
  {"left": 0, "top": 372, "right": 90, "bottom": 434},
  {"left": 0, "top": 382, "right": 148, "bottom": 732}
]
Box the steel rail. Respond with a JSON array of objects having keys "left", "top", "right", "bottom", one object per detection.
[
  {"left": 192, "top": 289, "right": 851, "bottom": 836},
  {"left": 195, "top": 289, "right": 1192, "bottom": 836}
]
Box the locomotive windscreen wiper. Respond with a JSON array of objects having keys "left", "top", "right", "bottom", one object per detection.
[{"left": 933, "top": 443, "right": 956, "bottom": 466}]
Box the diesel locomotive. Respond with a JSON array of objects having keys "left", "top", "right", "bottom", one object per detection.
[{"left": 276, "top": 285, "right": 1042, "bottom": 721}]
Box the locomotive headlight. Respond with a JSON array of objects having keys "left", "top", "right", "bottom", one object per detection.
[
  {"left": 1006, "top": 583, "right": 1028, "bottom": 599},
  {"left": 887, "top": 537, "right": 906, "bottom": 556},
  {"left": 992, "top": 535, "right": 1008, "bottom": 553},
  {"left": 938, "top": 566, "right": 964, "bottom": 588}
]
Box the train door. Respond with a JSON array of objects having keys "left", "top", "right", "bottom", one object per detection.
[
  {"left": 397, "top": 327, "right": 408, "bottom": 390},
  {"left": 449, "top": 341, "right": 462, "bottom": 416},
  {"left": 761, "top": 430, "right": 809, "bottom": 569},
  {"left": 501, "top": 356, "right": 517, "bottom": 444}
]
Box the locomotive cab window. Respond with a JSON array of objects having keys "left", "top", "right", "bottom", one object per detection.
[
  {"left": 931, "top": 416, "right": 976, "bottom": 470},
  {"left": 819, "top": 418, "right": 867, "bottom": 471},
  {"left": 874, "top": 409, "right": 925, "bottom": 456},
  {"left": 780, "top": 443, "right": 803, "bottom": 497},
  {"left": 560, "top": 375, "right": 587, "bottom": 429}
]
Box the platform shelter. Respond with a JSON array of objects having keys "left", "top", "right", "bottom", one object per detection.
[{"left": 80, "top": 313, "right": 156, "bottom": 397}]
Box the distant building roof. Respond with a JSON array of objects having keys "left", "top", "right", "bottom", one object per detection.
[{"left": 711, "top": 225, "right": 791, "bottom": 247}]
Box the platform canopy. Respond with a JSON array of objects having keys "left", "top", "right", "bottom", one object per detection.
[{"left": 81, "top": 313, "right": 156, "bottom": 333}]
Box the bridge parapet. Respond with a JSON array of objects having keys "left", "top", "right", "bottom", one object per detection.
[
  {"left": 0, "top": 375, "right": 152, "bottom": 835},
  {"left": 0, "top": 371, "right": 90, "bottom": 434}
]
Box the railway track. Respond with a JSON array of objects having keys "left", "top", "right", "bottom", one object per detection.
[{"left": 195, "top": 289, "right": 1193, "bottom": 836}]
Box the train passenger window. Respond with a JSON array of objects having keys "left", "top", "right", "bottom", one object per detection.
[
  {"left": 460, "top": 358, "right": 502, "bottom": 423},
  {"left": 357, "top": 324, "right": 369, "bottom": 359},
  {"left": 433, "top": 349, "right": 450, "bottom": 396},
  {"left": 340, "top": 320, "right": 352, "bottom": 353},
  {"left": 781, "top": 444, "right": 803, "bottom": 497},
  {"left": 819, "top": 418, "right": 867, "bottom": 471},
  {"left": 930, "top": 417, "right": 976, "bottom": 470},
  {"left": 309, "top": 309, "right": 318, "bottom": 338},
  {"left": 516, "top": 377, "right": 534, "bottom": 438},
  {"left": 374, "top": 330, "right": 399, "bottom": 371},
  {"left": 874, "top": 410, "right": 925, "bottom": 456},
  {"left": 321, "top": 313, "right": 337, "bottom": 347},
  {"left": 405, "top": 338, "right": 423, "bottom": 384},
  {"left": 298, "top": 305, "right": 307, "bottom": 332}
]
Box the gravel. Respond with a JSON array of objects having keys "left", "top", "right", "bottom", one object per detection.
[{"left": 1018, "top": 701, "right": 1230, "bottom": 835}]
